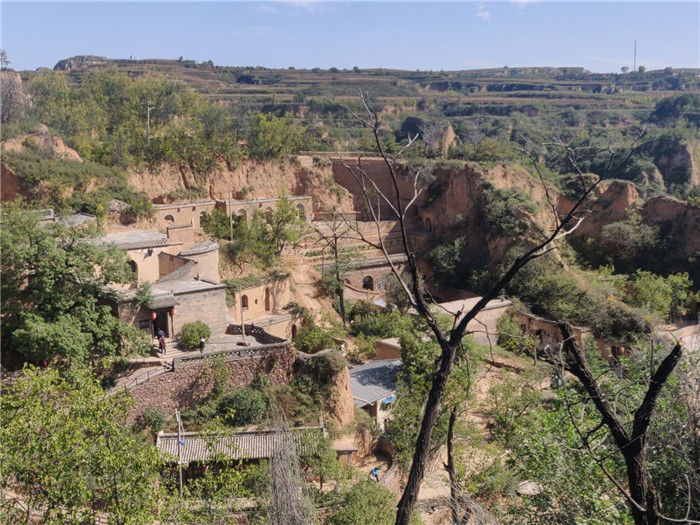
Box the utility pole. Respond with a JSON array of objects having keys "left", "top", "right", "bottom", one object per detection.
[
  {"left": 239, "top": 284, "right": 246, "bottom": 342},
  {"left": 228, "top": 191, "right": 234, "bottom": 241},
  {"left": 147, "top": 103, "right": 156, "bottom": 145},
  {"left": 175, "top": 409, "right": 184, "bottom": 498},
  {"left": 633, "top": 39, "right": 637, "bottom": 72}
]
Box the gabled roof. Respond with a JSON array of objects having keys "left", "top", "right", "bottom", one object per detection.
[
  {"left": 146, "top": 293, "right": 178, "bottom": 310},
  {"left": 349, "top": 359, "right": 402, "bottom": 407},
  {"left": 156, "top": 427, "right": 325, "bottom": 463},
  {"left": 99, "top": 230, "right": 169, "bottom": 250},
  {"left": 179, "top": 239, "right": 219, "bottom": 256}
]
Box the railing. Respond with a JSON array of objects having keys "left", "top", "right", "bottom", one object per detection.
[
  {"left": 116, "top": 362, "right": 173, "bottom": 392},
  {"left": 298, "top": 151, "right": 380, "bottom": 158},
  {"left": 227, "top": 324, "right": 288, "bottom": 345},
  {"left": 172, "top": 340, "right": 289, "bottom": 369}
]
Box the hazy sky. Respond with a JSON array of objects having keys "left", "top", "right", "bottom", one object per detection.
[{"left": 2, "top": 1, "right": 698, "bottom": 73}]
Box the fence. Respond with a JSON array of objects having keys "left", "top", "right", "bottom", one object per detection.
[{"left": 227, "top": 324, "right": 288, "bottom": 345}]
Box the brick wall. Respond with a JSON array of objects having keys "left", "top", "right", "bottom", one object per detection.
[
  {"left": 332, "top": 159, "right": 419, "bottom": 219},
  {"left": 127, "top": 346, "right": 295, "bottom": 422},
  {"left": 173, "top": 288, "right": 228, "bottom": 335}
]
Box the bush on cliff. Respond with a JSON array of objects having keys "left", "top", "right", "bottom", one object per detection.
[{"left": 217, "top": 388, "right": 268, "bottom": 426}]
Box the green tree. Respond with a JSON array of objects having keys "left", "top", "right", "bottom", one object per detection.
[
  {"left": 177, "top": 320, "right": 212, "bottom": 349},
  {"left": 238, "top": 196, "right": 309, "bottom": 267},
  {"left": 247, "top": 113, "right": 305, "bottom": 160},
  {"left": 159, "top": 425, "right": 250, "bottom": 524},
  {"left": 327, "top": 481, "right": 422, "bottom": 525},
  {"left": 298, "top": 431, "right": 344, "bottom": 491},
  {"left": 598, "top": 211, "right": 660, "bottom": 270},
  {"left": 201, "top": 207, "right": 237, "bottom": 240},
  {"left": 217, "top": 388, "right": 268, "bottom": 426},
  {"left": 1, "top": 203, "right": 150, "bottom": 368},
  {"left": 1, "top": 366, "right": 162, "bottom": 524},
  {"left": 622, "top": 270, "right": 693, "bottom": 321}
]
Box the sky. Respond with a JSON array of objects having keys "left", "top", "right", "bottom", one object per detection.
[{"left": 1, "top": 1, "right": 698, "bottom": 73}]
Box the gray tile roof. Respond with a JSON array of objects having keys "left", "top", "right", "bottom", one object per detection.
[
  {"left": 152, "top": 278, "right": 225, "bottom": 295},
  {"left": 179, "top": 239, "right": 219, "bottom": 256},
  {"left": 100, "top": 230, "right": 169, "bottom": 250},
  {"left": 349, "top": 359, "right": 402, "bottom": 407},
  {"left": 146, "top": 293, "right": 179, "bottom": 310},
  {"left": 156, "top": 427, "right": 325, "bottom": 463}
]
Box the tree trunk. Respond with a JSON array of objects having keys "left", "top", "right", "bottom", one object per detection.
[
  {"left": 446, "top": 406, "right": 470, "bottom": 525},
  {"left": 624, "top": 444, "right": 660, "bottom": 525},
  {"left": 395, "top": 342, "right": 457, "bottom": 525},
  {"left": 337, "top": 283, "right": 346, "bottom": 324}
]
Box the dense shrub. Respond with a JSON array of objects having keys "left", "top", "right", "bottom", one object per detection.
[
  {"left": 349, "top": 308, "right": 407, "bottom": 338},
  {"left": 217, "top": 388, "right": 268, "bottom": 426},
  {"left": 138, "top": 406, "right": 167, "bottom": 438},
  {"left": 177, "top": 321, "right": 211, "bottom": 349},
  {"left": 295, "top": 324, "right": 337, "bottom": 353}
]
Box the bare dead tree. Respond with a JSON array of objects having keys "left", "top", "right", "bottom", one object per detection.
[
  {"left": 335, "top": 91, "right": 647, "bottom": 525},
  {"left": 544, "top": 323, "right": 698, "bottom": 525},
  {"left": 311, "top": 206, "right": 357, "bottom": 324},
  {"left": 268, "top": 423, "right": 316, "bottom": 525}
]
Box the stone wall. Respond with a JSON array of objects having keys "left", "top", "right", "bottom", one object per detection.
[{"left": 127, "top": 346, "right": 295, "bottom": 421}]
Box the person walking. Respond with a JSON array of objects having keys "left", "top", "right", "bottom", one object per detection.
[
  {"left": 158, "top": 335, "right": 166, "bottom": 355},
  {"left": 199, "top": 337, "right": 206, "bottom": 353}
]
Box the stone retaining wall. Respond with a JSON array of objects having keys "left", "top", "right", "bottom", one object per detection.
[{"left": 126, "top": 345, "right": 295, "bottom": 422}]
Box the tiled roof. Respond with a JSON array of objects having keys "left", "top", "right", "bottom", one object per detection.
[
  {"left": 156, "top": 427, "right": 325, "bottom": 463},
  {"left": 179, "top": 239, "right": 219, "bottom": 256},
  {"left": 99, "top": 230, "right": 169, "bottom": 250},
  {"left": 349, "top": 359, "right": 402, "bottom": 407},
  {"left": 147, "top": 294, "right": 179, "bottom": 310}
]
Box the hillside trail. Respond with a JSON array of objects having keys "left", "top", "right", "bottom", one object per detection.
[
  {"left": 415, "top": 351, "right": 532, "bottom": 525},
  {"left": 288, "top": 263, "right": 338, "bottom": 318}
]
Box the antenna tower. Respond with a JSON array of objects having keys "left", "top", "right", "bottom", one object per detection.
[{"left": 633, "top": 40, "right": 637, "bottom": 72}]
